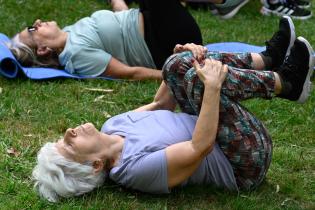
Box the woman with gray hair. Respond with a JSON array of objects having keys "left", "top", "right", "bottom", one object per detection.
[
  {"left": 32, "top": 33, "right": 314, "bottom": 202},
  {"left": 7, "top": 0, "right": 203, "bottom": 80}
]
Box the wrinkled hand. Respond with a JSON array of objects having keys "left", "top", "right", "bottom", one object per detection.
[
  {"left": 173, "top": 43, "right": 207, "bottom": 62},
  {"left": 193, "top": 58, "right": 228, "bottom": 89}
]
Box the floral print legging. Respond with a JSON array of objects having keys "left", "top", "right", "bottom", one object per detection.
[{"left": 162, "top": 51, "right": 274, "bottom": 190}]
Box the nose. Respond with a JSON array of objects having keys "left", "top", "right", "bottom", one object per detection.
[
  {"left": 33, "top": 19, "right": 42, "bottom": 27},
  {"left": 65, "top": 128, "right": 77, "bottom": 137}
]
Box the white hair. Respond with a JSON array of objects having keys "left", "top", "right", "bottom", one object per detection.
[
  {"left": 32, "top": 142, "right": 106, "bottom": 202},
  {"left": 6, "top": 34, "right": 60, "bottom": 68}
]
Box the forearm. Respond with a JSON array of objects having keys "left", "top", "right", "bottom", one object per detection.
[
  {"left": 134, "top": 81, "right": 177, "bottom": 112},
  {"left": 192, "top": 85, "right": 221, "bottom": 155},
  {"left": 129, "top": 67, "right": 162, "bottom": 81},
  {"left": 134, "top": 102, "right": 159, "bottom": 112}
]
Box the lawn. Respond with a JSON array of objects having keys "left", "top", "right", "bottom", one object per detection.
[{"left": 0, "top": 0, "right": 314, "bottom": 209}]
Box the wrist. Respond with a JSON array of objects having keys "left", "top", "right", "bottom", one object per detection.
[{"left": 203, "top": 81, "right": 222, "bottom": 91}]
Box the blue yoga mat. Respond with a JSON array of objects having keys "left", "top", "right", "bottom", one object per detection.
[
  {"left": 0, "top": 33, "right": 113, "bottom": 80},
  {"left": 206, "top": 42, "right": 265, "bottom": 53},
  {"left": 0, "top": 33, "right": 313, "bottom": 80}
]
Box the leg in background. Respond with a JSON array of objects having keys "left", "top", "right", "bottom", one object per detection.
[{"left": 139, "top": 0, "right": 202, "bottom": 68}]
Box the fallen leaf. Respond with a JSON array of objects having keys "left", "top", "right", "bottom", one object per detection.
[
  {"left": 7, "top": 148, "right": 21, "bottom": 157},
  {"left": 103, "top": 111, "right": 112, "bottom": 118},
  {"left": 94, "top": 95, "right": 105, "bottom": 102},
  {"left": 0, "top": 87, "right": 2, "bottom": 94},
  {"left": 84, "top": 88, "right": 114, "bottom": 93},
  {"left": 23, "top": 134, "right": 33, "bottom": 137},
  {"left": 276, "top": 184, "right": 280, "bottom": 193},
  {"left": 281, "top": 198, "right": 292, "bottom": 206}
]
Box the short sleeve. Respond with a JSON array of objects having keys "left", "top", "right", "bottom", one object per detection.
[
  {"left": 110, "top": 149, "right": 170, "bottom": 194},
  {"left": 65, "top": 47, "right": 112, "bottom": 77}
]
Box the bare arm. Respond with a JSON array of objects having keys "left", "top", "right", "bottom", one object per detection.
[
  {"left": 165, "top": 59, "right": 228, "bottom": 188},
  {"left": 134, "top": 81, "right": 177, "bottom": 112},
  {"left": 101, "top": 57, "right": 162, "bottom": 81}
]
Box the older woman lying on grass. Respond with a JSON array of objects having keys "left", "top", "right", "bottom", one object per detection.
[
  {"left": 32, "top": 22, "right": 314, "bottom": 201},
  {"left": 7, "top": 0, "right": 203, "bottom": 80}
]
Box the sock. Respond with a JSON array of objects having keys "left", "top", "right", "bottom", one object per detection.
[{"left": 259, "top": 53, "right": 273, "bottom": 69}]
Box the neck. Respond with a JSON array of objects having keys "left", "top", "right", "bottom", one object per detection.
[
  {"left": 99, "top": 133, "right": 124, "bottom": 169},
  {"left": 55, "top": 31, "right": 68, "bottom": 54}
]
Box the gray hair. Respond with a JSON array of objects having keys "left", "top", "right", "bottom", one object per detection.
[
  {"left": 6, "top": 34, "right": 60, "bottom": 68},
  {"left": 32, "top": 142, "right": 106, "bottom": 202}
]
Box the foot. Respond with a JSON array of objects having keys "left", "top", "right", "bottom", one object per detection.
[
  {"left": 260, "top": 0, "right": 312, "bottom": 20},
  {"left": 277, "top": 37, "right": 315, "bottom": 103},
  {"left": 261, "top": 16, "right": 295, "bottom": 69},
  {"left": 215, "top": 0, "right": 249, "bottom": 19}
]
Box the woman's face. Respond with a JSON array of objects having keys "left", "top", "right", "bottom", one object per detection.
[
  {"left": 18, "top": 19, "right": 62, "bottom": 48},
  {"left": 56, "top": 123, "right": 104, "bottom": 163}
]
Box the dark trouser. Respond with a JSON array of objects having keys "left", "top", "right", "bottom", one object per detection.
[
  {"left": 138, "top": 0, "right": 203, "bottom": 69},
  {"left": 163, "top": 51, "right": 273, "bottom": 190}
]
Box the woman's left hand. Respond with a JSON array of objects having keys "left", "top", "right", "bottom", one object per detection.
[
  {"left": 173, "top": 43, "right": 207, "bottom": 62},
  {"left": 193, "top": 58, "right": 228, "bottom": 89}
]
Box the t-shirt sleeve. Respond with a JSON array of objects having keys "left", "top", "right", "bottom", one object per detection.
[
  {"left": 113, "top": 149, "right": 170, "bottom": 194},
  {"left": 65, "top": 47, "right": 112, "bottom": 77}
]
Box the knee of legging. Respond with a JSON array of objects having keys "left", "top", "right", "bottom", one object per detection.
[{"left": 162, "top": 52, "right": 193, "bottom": 81}]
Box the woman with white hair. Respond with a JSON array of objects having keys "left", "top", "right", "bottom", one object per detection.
[{"left": 32, "top": 31, "right": 314, "bottom": 202}]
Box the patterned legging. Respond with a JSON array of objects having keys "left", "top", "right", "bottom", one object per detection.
[{"left": 162, "top": 51, "right": 274, "bottom": 190}]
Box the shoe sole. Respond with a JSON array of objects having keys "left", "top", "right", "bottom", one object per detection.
[
  {"left": 282, "top": 16, "right": 296, "bottom": 58},
  {"left": 297, "top": 36, "right": 315, "bottom": 103},
  {"left": 219, "top": 0, "right": 249, "bottom": 19},
  {"left": 260, "top": 6, "right": 312, "bottom": 20}
]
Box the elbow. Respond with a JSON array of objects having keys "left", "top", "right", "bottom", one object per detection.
[
  {"left": 192, "top": 140, "right": 215, "bottom": 158},
  {"left": 205, "top": 145, "right": 214, "bottom": 155},
  {"left": 200, "top": 144, "right": 215, "bottom": 157}
]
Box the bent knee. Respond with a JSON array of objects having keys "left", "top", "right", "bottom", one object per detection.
[{"left": 162, "top": 52, "right": 194, "bottom": 81}]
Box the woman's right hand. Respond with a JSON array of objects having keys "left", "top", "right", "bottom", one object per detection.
[
  {"left": 193, "top": 58, "right": 228, "bottom": 89},
  {"left": 173, "top": 43, "right": 207, "bottom": 62}
]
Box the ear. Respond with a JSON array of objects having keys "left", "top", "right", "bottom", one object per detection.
[
  {"left": 92, "top": 159, "right": 104, "bottom": 174},
  {"left": 36, "top": 46, "right": 52, "bottom": 56}
]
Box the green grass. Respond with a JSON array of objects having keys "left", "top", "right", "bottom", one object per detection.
[{"left": 0, "top": 0, "right": 314, "bottom": 209}]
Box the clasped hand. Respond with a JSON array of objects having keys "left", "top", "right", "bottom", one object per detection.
[
  {"left": 173, "top": 43, "right": 207, "bottom": 62},
  {"left": 193, "top": 58, "right": 228, "bottom": 89}
]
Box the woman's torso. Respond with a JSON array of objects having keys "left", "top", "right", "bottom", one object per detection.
[
  {"left": 101, "top": 110, "right": 238, "bottom": 193},
  {"left": 59, "top": 9, "right": 155, "bottom": 76}
]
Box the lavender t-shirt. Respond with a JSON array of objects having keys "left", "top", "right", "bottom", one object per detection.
[{"left": 101, "top": 110, "right": 238, "bottom": 193}]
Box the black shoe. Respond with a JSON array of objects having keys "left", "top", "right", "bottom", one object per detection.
[
  {"left": 296, "top": 0, "right": 311, "bottom": 9},
  {"left": 261, "top": 0, "right": 312, "bottom": 20},
  {"left": 215, "top": 0, "right": 249, "bottom": 19},
  {"left": 261, "top": 16, "right": 295, "bottom": 69},
  {"left": 277, "top": 37, "right": 315, "bottom": 103}
]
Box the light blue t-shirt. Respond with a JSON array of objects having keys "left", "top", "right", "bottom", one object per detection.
[
  {"left": 101, "top": 110, "right": 238, "bottom": 193},
  {"left": 59, "top": 9, "right": 156, "bottom": 77}
]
